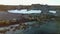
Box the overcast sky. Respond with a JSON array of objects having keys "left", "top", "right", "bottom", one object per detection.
[{"left": 0, "top": 0, "right": 60, "bottom": 5}]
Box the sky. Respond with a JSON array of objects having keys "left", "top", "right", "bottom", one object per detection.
[{"left": 0, "top": 0, "right": 60, "bottom": 5}]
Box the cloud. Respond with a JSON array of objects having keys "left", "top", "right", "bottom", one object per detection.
[
  {"left": 0, "top": 0, "right": 60, "bottom": 5},
  {"left": 47, "top": 0, "right": 60, "bottom": 5},
  {"left": 0, "top": 0, "right": 47, "bottom": 5},
  {"left": 0, "top": 0, "right": 19, "bottom": 5}
]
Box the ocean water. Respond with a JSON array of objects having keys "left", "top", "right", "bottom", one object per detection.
[
  {"left": 22, "top": 21, "right": 57, "bottom": 34},
  {"left": 8, "top": 9, "right": 41, "bottom": 14},
  {"left": 8, "top": 9, "right": 56, "bottom": 14},
  {"left": 4, "top": 20, "right": 60, "bottom": 34},
  {"left": 0, "top": 10, "right": 59, "bottom": 34}
]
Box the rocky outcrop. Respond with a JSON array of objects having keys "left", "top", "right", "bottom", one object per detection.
[{"left": 0, "top": 4, "right": 60, "bottom": 11}]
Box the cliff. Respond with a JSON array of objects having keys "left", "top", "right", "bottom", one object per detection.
[
  {"left": 0, "top": 5, "right": 31, "bottom": 11},
  {"left": 0, "top": 4, "right": 60, "bottom": 11}
]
